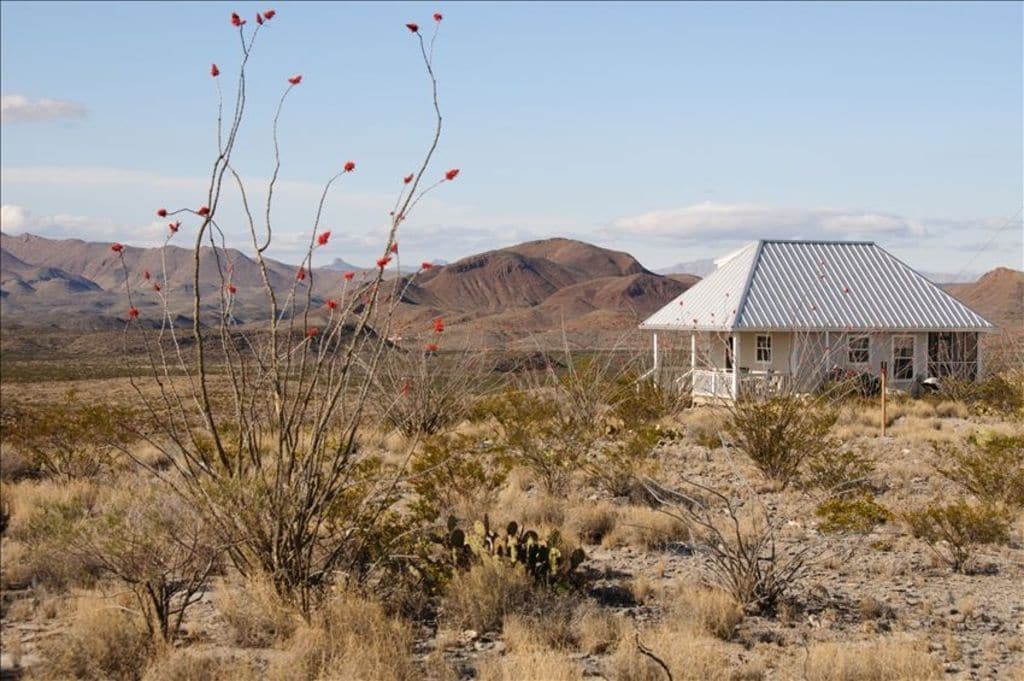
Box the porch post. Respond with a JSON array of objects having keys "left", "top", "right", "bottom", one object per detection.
[
  {"left": 652, "top": 333, "right": 660, "bottom": 375},
  {"left": 731, "top": 334, "right": 740, "bottom": 399},
  {"left": 690, "top": 333, "right": 696, "bottom": 371}
]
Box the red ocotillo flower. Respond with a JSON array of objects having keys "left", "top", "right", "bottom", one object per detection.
[
  {"left": 256, "top": 12, "right": 264, "bottom": 25},
  {"left": 425, "top": 342, "right": 439, "bottom": 353},
  {"left": 343, "top": 160, "right": 356, "bottom": 172},
  {"left": 445, "top": 168, "right": 460, "bottom": 181},
  {"left": 143, "top": 269, "right": 151, "bottom": 280},
  {"left": 288, "top": 74, "right": 302, "bottom": 85},
  {"left": 168, "top": 221, "right": 180, "bottom": 233},
  {"left": 376, "top": 255, "right": 392, "bottom": 268},
  {"left": 227, "top": 284, "right": 237, "bottom": 294},
  {"left": 210, "top": 63, "right": 220, "bottom": 77},
  {"left": 111, "top": 243, "right": 124, "bottom": 253},
  {"left": 390, "top": 242, "right": 398, "bottom": 254},
  {"left": 421, "top": 261, "right": 433, "bottom": 270},
  {"left": 433, "top": 12, "right": 443, "bottom": 22},
  {"left": 317, "top": 231, "right": 331, "bottom": 247},
  {"left": 406, "top": 22, "right": 419, "bottom": 33},
  {"left": 343, "top": 271, "right": 355, "bottom": 281},
  {"left": 197, "top": 205, "right": 210, "bottom": 216},
  {"left": 156, "top": 208, "right": 168, "bottom": 217},
  {"left": 263, "top": 9, "right": 276, "bottom": 19},
  {"left": 128, "top": 306, "right": 139, "bottom": 319},
  {"left": 296, "top": 267, "right": 307, "bottom": 281},
  {"left": 325, "top": 299, "right": 338, "bottom": 310},
  {"left": 153, "top": 283, "right": 161, "bottom": 292},
  {"left": 306, "top": 327, "right": 319, "bottom": 338},
  {"left": 403, "top": 173, "right": 414, "bottom": 184},
  {"left": 231, "top": 12, "right": 245, "bottom": 26},
  {"left": 433, "top": 317, "right": 445, "bottom": 333}
]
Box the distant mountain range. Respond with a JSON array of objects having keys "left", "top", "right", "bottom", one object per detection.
[{"left": 2, "top": 232, "right": 1019, "bottom": 345}]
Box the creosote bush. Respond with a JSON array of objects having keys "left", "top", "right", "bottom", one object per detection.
[
  {"left": 936, "top": 432, "right": 1024, "bottom": 507},
  {"left": 815, "top": 493, "right": 892, "bottom": 534},
  {"left": 905, "top": 498, "right": 1011, "bottom": 573},
  {"left": 726, "top": 396, "right": 838, "bottom": 489},
  {"left": 804, "top": 444, "right": 876, "bottom": 492}
]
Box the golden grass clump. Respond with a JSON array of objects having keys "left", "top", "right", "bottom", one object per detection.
[
  {"left": 142, "top": 649, "right": 255, "bottom": 681},
  {"left": 268, "top": 589, "right": 417, "bottom": 681},
  {"left": 574, "top": 602, "right": 624, "bottom": 655},
  {"left": 36, "top": 594, "right": 154, "bottom": 681},
  {"left": 608, "top": 622, "right": 733, "bottom": 681},
  {"left": 803, "top": 637, "right": 941, "bottom": 681},
  {"left": 442, "top": 560, "right": 537, "bottom": 632},
  {"left": 475, "top": 648, "right": 584, "bottom": 681},
  {"left": 602, "top": 505, "right": 688, "bottom": 550},
  {"left": 565, "top": 501, "right": 619, "bottom": 545},
  {"left": 215, "top": 573, "right": 301, "bottom": 648},
  {"left": 671, "top": 584, "right": 744, "bottom": 640}
]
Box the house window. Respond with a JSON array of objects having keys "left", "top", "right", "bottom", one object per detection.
[
  {"left": 755, "top": 335, "right": 772, "bottom": 363},
  {"left": 848, "top": 335, "right": 870, "bottom": 364},
  {"left": 892, "top": 335, "right": 915, "bottom": 380}
]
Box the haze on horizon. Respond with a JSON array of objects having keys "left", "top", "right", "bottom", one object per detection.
[{"left": 1, "top": 1, "right": 1021, "bottom": 276}]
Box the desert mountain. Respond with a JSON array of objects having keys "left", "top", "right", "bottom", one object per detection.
[
  {"left": 943, "top": 267, "right": 1024, "bottom": 330},
  {"left": 0, "top": 234, "right": 695, "bottom": 343}
]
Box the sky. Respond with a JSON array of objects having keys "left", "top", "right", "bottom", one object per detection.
[{"left": 1, "top": 1, "right": 1022, "bottom": 276}]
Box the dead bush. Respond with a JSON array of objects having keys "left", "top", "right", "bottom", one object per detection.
[
  {"left": 441, "top": 558, "right": 537, "bottom": 632},
  {"left": 803, "top": 637, "right": 941, "bottom": 680},
  {"left": 726, "top": 396, "right": 838, "bottom": 489},
  {"left": 37, "top": 594, "right": 154, "bottom": 681},
  {"left": 268, "top": 589, "right": 417, "bottom": 681},
  {"left": 936, "top": 432, "right": 1024, "bottom": 507},
  {"left": 905, "top": 499, "right": 1010, "bottom": 573},
  {"left": 215, "top": 573, "right": 301, "bottom": 647}
]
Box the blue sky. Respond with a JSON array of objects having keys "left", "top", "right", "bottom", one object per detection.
[{"left": 2, "top": 1, "right": 1021, "bottom": 276}]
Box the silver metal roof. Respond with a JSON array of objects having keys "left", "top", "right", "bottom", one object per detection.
[{"left": 641, "top": 240, "right": 995, "bottom": 332}]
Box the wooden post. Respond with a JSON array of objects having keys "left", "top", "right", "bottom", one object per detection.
[{"left": 880, "top": 360, "right": 887, "bottom": 437}]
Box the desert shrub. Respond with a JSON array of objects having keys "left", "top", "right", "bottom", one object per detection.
[
  {"left": 803, "top": 637, "right": 941, "bottom": 681},
  {"left": 905, "top": 499, "right": 1011, "bottom": 572},
  {"left": 441, "top": 558, "right": 537, "bottom": 632},
  {"left": 584, "top": 424, "right": 661, "bottom": 497},
  {"left": 644, "top": 478, "right": 816, "bottom": 614},
  {"left": 939, "top": 374, "right": 1023, "bottom": 415},
  {"left": 936, "top": 433, "right": 1024, "bottom": 507},
  {"left": 815, "top": 493, "right": 892, "bottom": 534},
  {"left": 74, "top": 485, "right": 221, "bottom": 640},
  {"left": 671, "top": 584, "right": 743, "bottom": 640},
  {"left": 215, "top": 573, "right": 302, "bottom": 647},
  {"left": 616, "top": 375, "right": 690, "bottom": 423},
  {"left": 726, "top": 396, "right": 838, "bottom": 489},
  {"left": 0, "top": 397, "right": 135, "bottom": 481},
  {"left": 803, "top": 445, "right": 876, "bottom": 492},
  {"left": 409, "top": 432, "right": 510, "bottom": 522},
  {"left": 37, "top": 595, "right": 154, "bottom": 681},
  {"left": 268, "top": 589, "right": 417, "bottom": 681}
]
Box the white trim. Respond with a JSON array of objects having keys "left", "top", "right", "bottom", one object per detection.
[{"left": 755, "top": 333, "right": 772, "bottom": 364}]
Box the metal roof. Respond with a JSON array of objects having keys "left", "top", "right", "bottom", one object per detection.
[{"left": 641, "top": 240, "right": 995, "bottom": 332}]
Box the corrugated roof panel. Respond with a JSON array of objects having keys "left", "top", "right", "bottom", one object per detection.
[
  {"left": 639, "top": 242, "right": 758, "bottom": 331},
  {"left": 641, "top": 240, "right": 994, "bottom": 332}
]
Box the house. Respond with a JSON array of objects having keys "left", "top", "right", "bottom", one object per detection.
[{"left": 640, "top": 240, "right": 995, "bottom": 401}]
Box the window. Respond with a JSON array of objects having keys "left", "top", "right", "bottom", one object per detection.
[
  {"left": 892, "top": 335, "right": 915, "bottom": 380},
  {"left": 755, "top": 335, "right": 772, "bottom": 363},
  {"left": 848, "top": 335, "right": 870, "bottom": 364}
]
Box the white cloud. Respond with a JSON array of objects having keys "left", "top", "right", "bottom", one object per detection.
[
  {"left": 609, "top": 201, "right": 927, "bottom": 241},
  {"left": 1, "top": 203, "right": 165, "bottom": 244},
  {"left": 1, "top": 95, "right": 88, "bottom": 125}
]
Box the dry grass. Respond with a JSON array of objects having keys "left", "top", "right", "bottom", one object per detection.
[
  {"left": 475, "top": 648, "right": 584, "bottom": 681},
  {"left": 502, "top": 606, "right": 578, "bottom": 652},
  {"left": 574, "top": 602, "right": 624, "bottom": 655},
  {"left": 565, "top": 501, "right": 619, "bottom": 545},
  {"left": 671, "top": 583, "right": 744, "bottom": 640},
  {"left": 215, "top": 573, "right": 300, "bottom": 648},
  {"left": 268, "top": 589, "right": 417, "bottom": 681},
  {"left": 803, "top": 637, "right": 942, "bottom": 680},
  {"left": 36, "top": 593, "right": 154, "bottom": 681},
  {"left": 608, "top": 622, "right": 734, "bottom": 681},
  {"left": 442, "top": 559, "right": 536, "bottom": 632},
  {"left": 142, "top": 649, "right": 255, "bottom": 681},
  {"left": 602, "top": 504, "right": 688, "bottom": 550}
]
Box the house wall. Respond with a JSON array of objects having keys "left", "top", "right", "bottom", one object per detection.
[{"left": 787, "top": 331, "right": 930, "bottom": 390}]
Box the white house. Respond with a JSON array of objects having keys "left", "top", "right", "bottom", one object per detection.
[{"left": 640, "top": 240, "right": 995, "bottom": 401}]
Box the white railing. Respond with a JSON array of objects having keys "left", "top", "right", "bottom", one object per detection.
[
  {"left": 691, "top": 369, "right": 794, "bottom": 401},
  {"left": 692, "top": 369, "right": 735, "bottom": 400}
]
